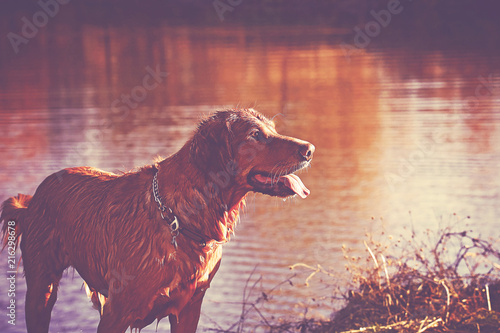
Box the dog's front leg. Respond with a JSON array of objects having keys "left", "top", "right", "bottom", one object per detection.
[
  {"left": 169, "top": 289, "right": 206, "bottom": 333},
  {"left": 96, "top": 304, "right": 130, "bottom": 333}
]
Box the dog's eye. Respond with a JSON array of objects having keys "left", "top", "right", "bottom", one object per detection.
[{"left": 251, "top": 130, "right": 261, "bottom": 139}]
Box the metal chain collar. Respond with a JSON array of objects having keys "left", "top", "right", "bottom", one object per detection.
[
  {"left": 152, "top": 169, "right": 228, "bottom": 249},
  {"left": 153, "top": 169, "right": 229, "bottom": 250},
  {"left": 152, "top": 170, "right": 180, "bottom": 247}
]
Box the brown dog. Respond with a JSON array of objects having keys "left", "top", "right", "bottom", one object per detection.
[{"left": 1, "top": 108, "right": 314, "bottom": 333}]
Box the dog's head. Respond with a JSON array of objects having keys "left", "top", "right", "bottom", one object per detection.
[{"left": 190, "top": 109, "right": 314, "bottom": 198}]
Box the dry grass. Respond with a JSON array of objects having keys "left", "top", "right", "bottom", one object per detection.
[
  {"left": 212, "top": 216, "right": 500, "bottom": 332},
  {"left": 328, "top": 217, "right": 500, "bottom": 332}
]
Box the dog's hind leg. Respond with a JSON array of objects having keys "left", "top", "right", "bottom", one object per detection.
[
  {"left": 21, "top": 234, "right": 69, "bottom": 333},
  {"left": 24, "top": 269, "right": 63, "bottom": 333}
]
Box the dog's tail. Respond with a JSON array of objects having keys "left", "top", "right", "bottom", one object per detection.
[{"left": 1, "top": 194, "right": 32, "bottom": 250}]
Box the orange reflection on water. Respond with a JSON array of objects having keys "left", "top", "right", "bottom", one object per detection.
[{"left": 1, "top": 21, "right": 499, "bottom": 331}]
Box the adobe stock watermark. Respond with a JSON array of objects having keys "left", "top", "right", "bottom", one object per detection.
[
  {"left": 84, "top": 268, "right": 135, "bottom": 315},
  {"left": 103, "top": 268, "right": 135, "bottom": 295},
  {"left": 183, "top": 119, "right": 282, "bottom": 217},
  {"left": 111, "top": 65, "right": 169, "bottom": 118},
  {"left": 461, "top": 72, "right": 500, "bottom": 113},
  {"left": 75, "top": 64, "right": 168, "bottom": 161},
  {"left": 7, "top": 0, "right": 72, "bottom": 54},
  {"left": 384, "top": 72, "right": 499, "bottom": 192},
  {"left": 52, "top": 65, "right": 168, "bottom": 183},
  {"left": 341, "top": 0, "right": 410, "bottom": 62},
  {"left": 5, "top": 221, "right": 18, "bottom": 326},
  {"left": 441, "top": 72, "right": 500, "bottom": 129},
  {"left": 213, "top": 0, "right": 244, "bottom": 22},
  {"left": 384, "top": 129, "right": 446, "bottom": 192}
]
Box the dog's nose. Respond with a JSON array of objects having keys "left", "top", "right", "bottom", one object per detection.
[{"left": 299, "top": 143, "right": 315, "bottom": 161}]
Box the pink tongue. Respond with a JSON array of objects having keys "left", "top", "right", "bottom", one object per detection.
[
  {"left": 282, "top": 174, "right": 310, "bottom": 199},
  {"left": 253, "top": 174, "right": 310, "bottom": 198}
]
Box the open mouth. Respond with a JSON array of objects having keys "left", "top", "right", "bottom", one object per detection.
[{"left": 247, "top": 168, "right": 310, "bottom": 199}]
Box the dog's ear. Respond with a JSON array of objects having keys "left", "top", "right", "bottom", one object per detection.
[{"left": 190, "top": 114, "right": 234, "bottom": 172}]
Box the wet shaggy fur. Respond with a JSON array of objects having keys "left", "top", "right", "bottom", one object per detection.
[{"left": 0, "top": 108, "right": 314, "bottom": 333}]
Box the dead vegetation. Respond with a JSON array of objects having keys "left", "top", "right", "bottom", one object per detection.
[
  {"left": 212, "top": 215, "right": 500, "bottom": 332},
  {"left": 328, "top": 216, "right": 500, "bottom": 332}
]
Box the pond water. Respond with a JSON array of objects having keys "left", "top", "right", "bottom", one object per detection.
[{"left": 0, "top": 6, "right": 499, "bottom": 332}]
